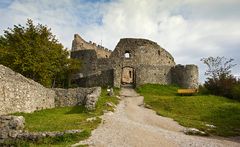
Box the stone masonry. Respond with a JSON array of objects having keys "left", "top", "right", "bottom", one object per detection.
[
  {"left": 0, "top": 115, "right": 82, "bottom": 144},
  {"left": 71, "top": 34, "right": 199, "bottom": 88},
  {"left": 0, "top": 65, "right": 55, "bottom": 115},
  {"left": 54, "top": 87, "right": 101, "bottom": 110},
  {"left": 0, "top": 64, "right": 102, "bottom": 115}
]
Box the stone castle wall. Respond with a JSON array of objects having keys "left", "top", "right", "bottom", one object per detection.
[
  {"left": 54, "top": 87, "right": 101, "bottom": 110},
  {"left": 71, "top": 50, "right": 112, "bottom": 79},
  {"left": 110, "top": 38, "right": 175, "bottom": 67},
  {"left": 70, "top": 35, "right": 199, "bottom": 88},
  {"left": 135, "top": 65, "right": 172, "bottom": 87},
  {"left": 72, "top": 69, "right": 114, "bottom": 87},
  {"left": 171, "top": 64, "right": 199, "bottom": 88},
  {"left": 0, "top": 65, "right": 102, "bottom": 115},
  {"left": 72, "top": 34, "right": 111, "bottom": 58},
  {"left": 109, "top": 38, "right": 176, "bottom": 87},
  {"left": 0, "top": 65, "right": 56, "bottom": 115}
]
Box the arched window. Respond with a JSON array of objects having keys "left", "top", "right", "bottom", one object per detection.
[{"left": 124, "top": 51, "right": 131, "bottom": 58}]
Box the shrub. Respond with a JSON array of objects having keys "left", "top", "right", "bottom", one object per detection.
[
  {"left": 198, "top": 85, "right": 210, "bottom": 95},
  {"left": 231, "top": 83, "right": 240, "bottom": 101}
]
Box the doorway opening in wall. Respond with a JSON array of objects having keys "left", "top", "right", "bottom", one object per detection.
[{"left": 121, "top": 67, "right": 135, "bottom": 87}]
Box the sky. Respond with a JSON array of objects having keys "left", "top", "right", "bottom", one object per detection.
[{"left": 0, "top": 0, "right": 240, "bottom": 83}]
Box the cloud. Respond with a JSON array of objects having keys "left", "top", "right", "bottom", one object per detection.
[{"left": 0, "top": 0, "right": 240, "bottom": 82}]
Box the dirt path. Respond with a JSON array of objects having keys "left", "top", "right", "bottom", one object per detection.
[{"left": 72, "top": 88, "right": 240, "bottom": 147}]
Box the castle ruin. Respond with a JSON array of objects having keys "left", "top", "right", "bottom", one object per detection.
[{"left": 71, "top": 34, "right": 198, "bottom": 88}]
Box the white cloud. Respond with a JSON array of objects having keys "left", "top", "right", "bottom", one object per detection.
[{"left": 0, "top": 0, "right": 240, "bottom": 82}]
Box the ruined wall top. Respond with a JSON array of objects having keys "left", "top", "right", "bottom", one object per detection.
[
  {"left": 71, "top": 34, "right": 112, "bottom": 58},
  {"left": 110, "top": 38, "right": 175, "bottom": 67}
]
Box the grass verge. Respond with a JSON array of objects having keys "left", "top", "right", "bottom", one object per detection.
[
  {"left": 10, "top": 87, "right": 120, "bottom": 146},
  {"left": 137, "top": 84, "right": 240, "bottom": 137}
]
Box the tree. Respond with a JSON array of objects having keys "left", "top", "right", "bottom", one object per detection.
[
  {"left": 0, "top": 19, "right": 80, "bottom": 87},
  {"left": 201, "top": 56, "right": 237, "bottom": 98},
  {"left": 201, "top": 56, "right": 236, "bottom": 80}
]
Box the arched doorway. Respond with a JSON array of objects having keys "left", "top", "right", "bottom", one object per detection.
[{"left": 121, "top": 67, "right": 134, "bottom": 85}]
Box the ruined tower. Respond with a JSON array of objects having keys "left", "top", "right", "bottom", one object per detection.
[{"left": 70, "top": 34, "right": 198, "bottom": 88}]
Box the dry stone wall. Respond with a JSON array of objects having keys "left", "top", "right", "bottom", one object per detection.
[
  {"left": 0, "top": 65, "right": 102, "bottom": 115},
  {"left": 0, "top": 65, "right": 55, "bottom": 115},
  {"left": 54, "top": 87, "right": 101, "bottom": 110},
  {"left": 0, "top": 115, "right": 82, "bottom": 144},
  {"left": 0, "top": 115, "right": 25, "bottom": 143}
]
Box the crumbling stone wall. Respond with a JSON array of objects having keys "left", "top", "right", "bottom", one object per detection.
[
  {"left": 0, "top": 65, "right": 55, "bottom": 115},
  {"left": 72, "top": 34, "right": 111, "bottom": 58},
  {"left": 71, "top": 50, "right": 98, "bottom": 77},
  {"left": 53, "top": 87, "right": 101, "bottom": 110},
  {"left": 110, "top": 38, "right": 176, "bottom": 87},
  {"left": 72, "top": 69, "right": 114, "bottom": 87},
  {"left": 0, "top": 65, "right": 102, "bottom": 116},
  {"left": 0, "top": 115, "right": 25, "bottom": 143},
  {"left": 70, "top": 35, "right": 199, "bottom": 88},
  {"left": 0, "top": 115, "right": 82, "bottom": 144},
  {"left": 171, "top": 64, "right": 199, "bottom": 88}
]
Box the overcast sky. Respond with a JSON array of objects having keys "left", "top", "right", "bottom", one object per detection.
[{"left": 0, "top": 0, "right": 240, "bottom": 83}]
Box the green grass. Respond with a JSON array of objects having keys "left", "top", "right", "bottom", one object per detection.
[
  {"left": 137, "top": 84, "right": 240, "bottom": 137},
  {"left": 11, "top": 88, "right": 120, "bottom": 146}
]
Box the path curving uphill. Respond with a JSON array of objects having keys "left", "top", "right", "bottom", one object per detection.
[{"left": 72, "top": 88, "right": 240, "bottom": 147}]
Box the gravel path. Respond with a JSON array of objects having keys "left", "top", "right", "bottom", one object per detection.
[{"left": 72, "top": 88, "right": 240, "bottom": 147}]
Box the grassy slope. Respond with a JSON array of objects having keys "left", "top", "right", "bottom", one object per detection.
[
  {"left": 137, "top": 84, "right": 240, "bottom": 136},
  {"left": 12, "top": 88, "right": 119, "bottom": 146}
]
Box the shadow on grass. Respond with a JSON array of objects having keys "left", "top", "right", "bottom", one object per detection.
[{"left": 65, "top": 105, "right": 88, "bottom": 114}]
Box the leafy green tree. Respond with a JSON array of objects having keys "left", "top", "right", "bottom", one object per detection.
[{"left": 0, "top": 19, "right": 80, "bottom": 87}]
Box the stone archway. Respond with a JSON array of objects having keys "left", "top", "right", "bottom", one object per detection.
[{"left": 121, "top": 67, "right": 134, "bottom": 85}]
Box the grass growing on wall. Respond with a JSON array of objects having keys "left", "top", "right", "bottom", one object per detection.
[
  {"left": 137, "top": 84, "right": 240, "bottom": 137},
  {"left": 11, "top": 87, "right": 120, "bottom": 146}
]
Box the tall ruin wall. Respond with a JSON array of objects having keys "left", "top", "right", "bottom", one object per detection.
[
  {"left": 72, "top": 34, "right": 111, "bottom": 58},
  {"left": 71, "top": 50, "right": 112, "bottom": 79},
  {"left": 110, "top": 38, "right": 176, "bottom": 87},
  {"left": 70, "top": 35, "right": 199, "bottom": 88},
  {"left": 0, "top": 65, "right": 56, "bottom": 115}
]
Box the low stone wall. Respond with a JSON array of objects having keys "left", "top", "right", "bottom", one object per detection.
[
  {"left": 54, "top": 87, "right": 101, "bottom": 110},
  {"left": 0, "top": 65, "right": 56, "bottom": 115},
  {"left": 0, "top": 115, "right": 25, "bottom": 143},
  {"left": 0, "top": 115, "right": 82, "bottom": 144}
]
